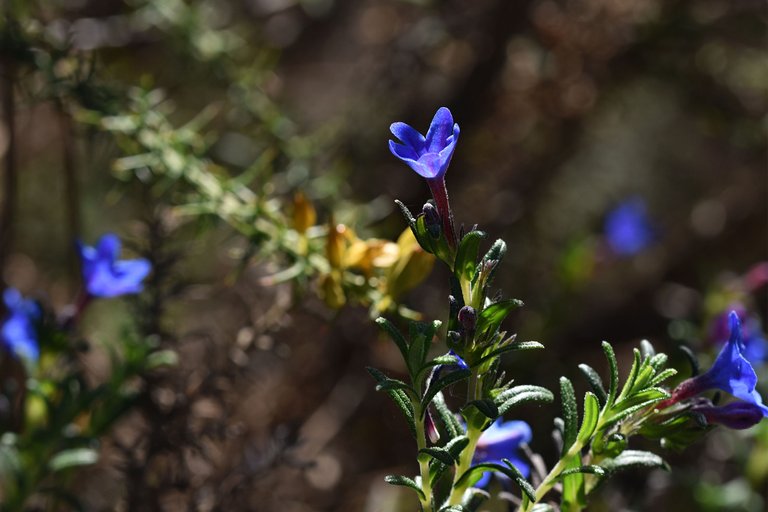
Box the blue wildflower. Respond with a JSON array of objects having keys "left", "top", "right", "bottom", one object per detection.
[
  {"left": 666, "top": 311, "right": 768, "bottom": 417},
  {"left": 472, "top": 419, "right": 532, "bottom": 488},
  {"left": 389, "top": 107, "right": 460, "bottom": 181},
  {"left": 389, "top": 107, "right": 460, "bottom": 247},
  {"left": 77, "top": 234, "right": 151, "bottom": 298},
  {"left": 604, "top": 198, "right": 655, "bottom": 256},
  {"left": 1, "top": 288, "right": 40, "bottom": 361}
]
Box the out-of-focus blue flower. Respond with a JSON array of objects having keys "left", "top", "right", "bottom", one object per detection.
[
  {"left": 603, "top": 198, "right": 655, "bottom": 256},
  {"left": 669, "top": 312, "right": 768, "bottom": 418},
  {"left": 389, "top": 107, "right": 460, "bottom": 181},
  {"left": 1, "top": 288, "right": 40, "bottom": 361},
  {"left": 693, "top": 402, "right": 764, "bottom": 430},
  {"left": 472, "top": 419, "right": 532, "bottom": 488},
  {"left": 77, "top": 234, "right": 151, "bottom": 298}
]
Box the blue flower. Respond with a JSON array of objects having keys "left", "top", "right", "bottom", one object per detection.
[
  {"left": 389, "top": 107, "right": 460, "bottom": 181},
  {"left": 603, "top": 198, "right": 655, "bottom": 256},
  {"left": 669, "top": 312, "right": 768, "bottom": 417},
  {"left": 431, "top": 350, "right": 469, "bottom": 384},
  {"left": 1, "top": 288, "right": 40, "bottom": 361},
  {"left": 472, "top": 419, "right": 532, "bottom": 488},
  {"left": 77, "top": 234, "right": 151, "bottom": 298}
]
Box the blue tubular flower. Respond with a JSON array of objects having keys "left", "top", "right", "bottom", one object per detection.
[
  {"left": 1, "top": 288, "right": 40, "bottom": 361},
  {"left": 472, "top": 419, "right": 532, "bottom": 488},
  {"left": 667, "top": 312, "right": 768, "bottom": 417},
  {"left": 389, "top": 107, "right": 460, "bottom": 181},
  {"left": 710, "top": 307, "right": 768, "bottom": 365},
  {"left": 389, "top": 107, "right": 460, "bottom": 247},
  {"left": 78, "top": 234, "right": 151, "bottom": 298},
  {"left": 603, "top": 198, "right": 655, "bottom": 256}
]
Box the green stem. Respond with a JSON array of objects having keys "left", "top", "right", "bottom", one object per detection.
[
  {"left": 520, "top": 440, "right": 586, "bottom": 512},
  {"left": 414, "top": 406, "right": 433, "bottom": 511},
  {"left": 447, "top": 370, "right": 482, "bottom": 505}
]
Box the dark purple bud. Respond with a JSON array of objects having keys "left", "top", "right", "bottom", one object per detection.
[
  {"left": 422, "top": 202, "right": 441, "bottom": 238},
  {"left": 425, "top": 412, "right": 440, "bottom": 443},
  {"left": 694, "top": 402, "right": 764, "bottom": 430},
  {"left": 458, "top": 306, "right": 477, "bottom": 333}
]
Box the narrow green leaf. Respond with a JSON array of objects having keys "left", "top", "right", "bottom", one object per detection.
[
  {"left": 603, "top": 387, "right": 669, "bottom": 426},
  {"left": 578, "top": 364, "right": 607, "bottom": 405},
  {"left": 433, "top": 391, "right": 463, "bottom": 439},
  {"left": 639, "top": 339, "right": 656, "bottom": 359},
  {"left": 557, "top": 465, "right": 607, "bottom": 478},
  {"left": 439, "top": 507, "right": 466, "bottom": 512},
  {"left": 375, "top": 317, "right": 409, "bottom": 363},
  {"left": 475, "top": 299, "right": 524, "bottom": 338},
  {"left": 384, "top": 474, "right": 425, "bottom": 500},
  {"left": 602, "top": 450, "right": 669, "bottom": 473},
  {"left": 408, "top": 320, "right": 440, "bottom": 377},
  {"left": 367, "top": 367, "right": 417, "bottom": 438},
  {"left": 496, "top": 385, "right": 554, "bottom": 415},
  {"left": 560, "top": 377, "right": 578, "bottom": 455},
  {"left": 475, "top": 341, "right": 543, "bottom": 366},
  {"left": 421, "top": 369, "right": 471, "bottom": 416},
  {"left": 429, "top": 436, "right": 469, "bottom": 485},
  {"left": 454, "top": 230, "right": 486, "bottom": 282},
  {"left": 617, "top": 349, "right": 642, "bottom": 401},
  {"left": 48, "top": 448, "right": 99, "bottom": 472},
  {"left": 649, "top": 367, "right": 677, "bottom": 387},
  {"left": 531, "top": 505, "right": 557, "bottom": 512},
  {"left": 463, "top": 399, "right": 499, "bottom": 421},
  {"left": 602, "top": 342, "right": 619, "bottom": 408},
  {"left": 454, "top": 462, "right": 535, "bottom": 502},
  {"left": 576, "top": 392, "right": 600, "bottom": 445},
  {"left": 561, "top": 453, "right": 585, "bottom": 510},
  {"left": 375, "top": 378, "right": 417, "bottom": 397},
  {"left": 419, "top": 447, "right": 456, "bottom": 466}
]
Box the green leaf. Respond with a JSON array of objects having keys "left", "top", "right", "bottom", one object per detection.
[
  {"left": 576, "top": 392, "right": 600, "bottom": 445},
  {"left": 639, "top": 339, "right": 656, "bottom": 359},
  {"left": 421, "top": 369, "right": 471, "bottom": 416},
  {"left": 433, "top": 392, "right": 463, "bottom": 439},
  {"left": 419, "top": 447, "right": 457, "bottom": 466},
  {"left": 560, "top": 377, "right": 578, "bottom": 455},
  {"left": 375, "top": 317, "right": 409, "bottom": 363},
  {"left": 48, "top": 448, "right": 99, "bottom": 472},
  {"left": 145, "top": 349, "right": 178, "bottom": 369},
  {"left": 454, "top": 462, "right": 535, "bottom": 502},
  {"left": 617, "top": 349, "right": 642, "bottom": 401},
  {"left": 558, "top": 465, "right": 607, "bottom": 478},
  {"left": 429, "top": 435, "right": 469, "bottom": 485},
  {"left": 439, "top": 507, "right": 466, "bottom": 512},
  {"left": 375, "top": 377, "right": 417, "bottom": 397},
  {"left": 603, "top": 387, "right": 669, "bottom": 426},
  {"left": 408, "top": 320, "right": 441, "bottom": 378},
  {"left": 454, "top": 230, "right": 486, "bottom": 282},
  {"left": 367, "top": 367, "right": 417, "bottom": 438},
  {"left": 475, "top": 341, "right": 543, "bottom": 367},
  {"left": 496, "top": 385, "right": 554, "bottom": 415},
  {"left": 463, "top": 399, "right": 499, "bottom": 421},
  {"left": 602, "top": 342, "right": 619, "bottom": 408},
  {"left": 475, "top": 299, "right": 524, "bottom": 338},
  {"left": 578, "top": 364, "right": 607, "bottom": 405},
  {"left": 649, "top": 368, "right": 677, "bottom": 387},
  {"left": 384, "top": 474, "right": 425, "bottom": 500},
  {"left": 602, "top": 450, "right": 669, "bottom": 473},
  {"left": 531, "top": 505, "right": 557, "bottom": 512}
]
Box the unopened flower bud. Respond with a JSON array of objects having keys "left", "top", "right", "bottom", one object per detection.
[
  {"left": 422, "top": 202, "right": 441, "bottom": 239},
  {"left": 694, "top": 402, "right": 764, "bottom": 430},
  {"left": 458, "top": 305, "right": 477, "bottom": 333}
]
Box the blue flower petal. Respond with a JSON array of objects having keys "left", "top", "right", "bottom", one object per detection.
[
  {"left": 471, "top": 419, "right": 532, "bottom": 487},
  {"left": 604, "top": 198, "right": 655, "bottom": 256},
  {"left": 390, "top": 122, "right": 425, "bottom": 151},
  {"left": 425, "top": 107, "right": 456, "bottom": 153}
]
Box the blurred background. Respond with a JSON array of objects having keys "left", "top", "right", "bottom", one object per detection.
[{"left": 1, "top": 0, "right": 766, "bottom": 510}]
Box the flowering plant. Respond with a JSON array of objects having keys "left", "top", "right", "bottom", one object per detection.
[{"left": 369, "top": 108, "right": 766, "bottom": 511}]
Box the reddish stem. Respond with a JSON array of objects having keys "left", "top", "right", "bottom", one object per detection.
[{"left": 427, "top": 177, "right": 457, "bottom": 249}]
